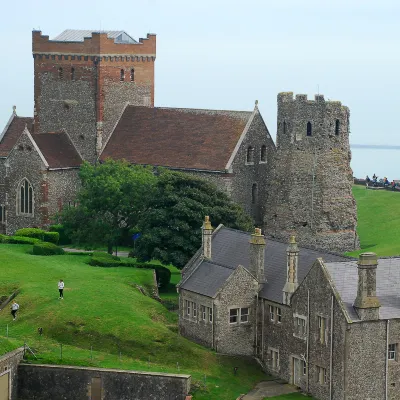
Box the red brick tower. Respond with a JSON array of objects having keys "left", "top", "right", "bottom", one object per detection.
[{"left": 32, "top": 30, "right": 156, "bottom": 162}]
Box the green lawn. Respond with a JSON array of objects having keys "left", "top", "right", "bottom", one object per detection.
[
  {"left": 347, "top": 185, "right": 400, "bottom": 257},
  {"left": 0, "top": 244, "right": 266, "bottom": 399}
]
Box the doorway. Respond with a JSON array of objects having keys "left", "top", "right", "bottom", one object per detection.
[
  {"left": 0, "top": 372, "right": 9, "bottom": 400},
  {"left": 292, "top": 357, "right": 301, "bottom": 387}
]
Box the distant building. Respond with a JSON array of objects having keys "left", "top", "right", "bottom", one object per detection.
[
  {"left": 178, "top": 217, "right": 400, "bottom": 400},
  {"left": 0, "top": 29, "right": 358, "bottom": 252}
]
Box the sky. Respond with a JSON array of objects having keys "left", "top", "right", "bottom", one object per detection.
[{"left": 1, "top": 0, "right": 399, "bottom": 177}]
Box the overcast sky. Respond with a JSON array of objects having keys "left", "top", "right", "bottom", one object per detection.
[{"left": 1, "top": 0, "right": 399, "bottom": 153}]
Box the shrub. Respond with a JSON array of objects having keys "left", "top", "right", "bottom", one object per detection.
[
  {"left": 49, "top": 224, "right": 71, "bottom": 245},
  {"left": 8, "top": 236, "right": 41, "bottom": 245},
  {"left": 124, "top": 261, "right": 171, "bottom": 288},
  {"left": 89, "top": 252, "right": 121, "bottom": 267},
  {"left": 15, "top": 228, "right": 45, "bottom": 240},
  {"left": 33, "top": 242, "right": 65, "bottom": 256},
  {"left": 0, "top": 234, "right": 8, "bottom": 243},
  {"left": 43, "top": 231, "right": 60, "bottom": 244}
]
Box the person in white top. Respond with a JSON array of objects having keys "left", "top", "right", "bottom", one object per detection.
[
  {"left": 58, "top": 279, "right": 65, "bottom": 299},
  {"left": 10, "top": 300, "right": 19, "bottom": 320}
]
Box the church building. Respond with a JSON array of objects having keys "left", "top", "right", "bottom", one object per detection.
[{"left": 0, "top": 29, "right": 358, "bottom": 253}]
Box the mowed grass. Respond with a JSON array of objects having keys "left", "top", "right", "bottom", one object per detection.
[
  {"left": 0, "top": 244, "right": 266, "bottom": 399},
  {"left": 347, "top": 185, "right": 400, "bottom": 257}
]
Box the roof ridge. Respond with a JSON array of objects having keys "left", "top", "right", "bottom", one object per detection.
[
  {"left": 127, "top": 105, "right": 253, "bottom": 114},
  {"left": 203, "top": 259, "right": 238, "bottom": 271}
]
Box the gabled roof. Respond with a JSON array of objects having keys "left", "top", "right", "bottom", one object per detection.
[
  {"left": 32, "top": 132, "right": 82, "bottom": 168},
  {"left": 100, "top": 106, "right": 253, "bottom": 171},
  {"left": 179, "top": 226, "right": 351, "bottom": 303},
  {"left": 325, "top": 258, "right": 400, "bottom": 321},
  {"left": 53, "top": 30, "right": 137, "bottom": 44},
  {"left": 0, "top": 115, "right": 33, "bottom": 157}
]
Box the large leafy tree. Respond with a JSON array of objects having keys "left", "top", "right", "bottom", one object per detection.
[
  {"left": 60, "top": 159, "right": 157, "bottom": 252},
  {"left": 135, "top": 170, "right": 253, "bottom": 268}
]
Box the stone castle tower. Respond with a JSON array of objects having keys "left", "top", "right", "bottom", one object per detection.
[
  {"left": 264, "top": 92, "right": 359, "bottom": 252},
  {"left": 32, "top": 30, "right": 156, "bottom": 162}
]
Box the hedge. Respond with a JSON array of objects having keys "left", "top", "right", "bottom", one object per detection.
[
  {"left": 43, "top": 231, "right": 60, "bottom": 244},
  {"left": 0, "top": 235, "right": 41, "bottom": 245},
  {"left": 88, "top": 254, "right": 171, "bottom": 288},
  {"left": 15, "top": 228, "right": 45, "bottom": 240},
  {"left": 33, "top": 242, "right": 65, "bottom": 256},
  {"left": 49, "top": 224, "right": 71, "bottom": 245}
]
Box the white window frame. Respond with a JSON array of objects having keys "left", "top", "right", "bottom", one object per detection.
[
  {"left": 293, "top": 314, "right": 307, "bottom": 339},
  {"left": 240, "top": 307, "right": 249, "bottom": 323},
  {"left": 316, "top": 366, "right": 327, "bottom": 384},
  {"left": 201, "top": 305, "right": 206, "bottom": 321},
  {"left": 185, "top": 300, "right": 191, "bottom": 316},
  {"left": 268, "top": 347, "right": 279, "bottom": 371},
  {"left": 229, "top": 308, "right": 239, "bottom": 324},
  {"left": 302, "top": 360, "right": 307, "bottom": 375},
  {"left": 318, "top": 315, "right": 328, "bottom": 345},
  {"left": 269, "top": 305, "right": 275, "bottom": 322},
  {"left": 388, "top": 344, "right": 397, "bottom": 361},
  {"left": 277, "top": 307, "right": 282, "bottom": 323},
  {"left": 17, "top": 178, "right": 34, "bottom": 216},
  {"left": 192, "top": 302, "right": 197, "bottom": 318},
  {"left": 208, "top": 307, "right": 213, "bottom": 323}
]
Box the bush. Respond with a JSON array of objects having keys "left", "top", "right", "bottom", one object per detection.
[
  {"left": 8, "top": 236, "right": 41, "bottom": 245},
  {"left": 0, "top": 234, "right": 8, "bottom": 243},
  {"left": 89, "top": 252, "right": 121, "bottom": 267},
  {"left": 15, "top": 228, "right": 45, "bottom": 240},
  {"left": 33, "top": 242, "right": 65, "bottom": 256},
  {"left": 43, "top": 231, "right": 60, "bottom": 244},
  {"left": 49, "top": 224, "right": 71, "bottom": 245}
]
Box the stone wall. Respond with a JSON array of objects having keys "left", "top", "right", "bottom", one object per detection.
[
  {"left": 264, "top": 92, "right": 359, "bottom": 252},
  {"left": 17, "top": 364, "right": 191, "bottom": 400},
  {"left": 0, "top": 347, "right": 24, "bottom": 400},
  {"left": 214, "top": 266, "right": 258, "bottom": 355},
  {"left": 179, "top": 289, "right": 214, "bottom": 348},
  {"left": 5, "top": 131, "right": 47, "bottom": 234}
]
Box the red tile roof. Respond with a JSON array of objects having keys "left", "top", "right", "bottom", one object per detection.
[
  {"left": 0, "top": 116, "right": 33, "bottom": 157},
  {"left": 100, "top": 106, "right": 252, "bottom": 171},
  {"left": 33, "top": 131, "right": 82, "bottom": 168}
]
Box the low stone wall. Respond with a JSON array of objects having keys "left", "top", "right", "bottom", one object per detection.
[
  {"left": 0, "top": 347, "right": 25, "bottom": 400},
  {"left": 18, "top": 364, "right": 191, "bottom": 400}
]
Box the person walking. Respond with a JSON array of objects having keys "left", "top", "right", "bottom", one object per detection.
[
  {"left": 58, "top": 279, "right": 64, "bottom": 299},
  {"left": 10, "top": 301, "right": 19, "bottom": 321}
]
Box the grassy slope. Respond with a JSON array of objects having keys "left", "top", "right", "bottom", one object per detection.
[
  {"left": 347, "top": 185, "right": 400, "bottom": 257},
  {"left": 0, "top": 244, "right": 265, "bottom": 399}
]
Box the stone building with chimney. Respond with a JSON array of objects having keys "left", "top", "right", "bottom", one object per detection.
[
  {"left": 178, "top": 217, "right": 400, "bottom": 400},
  {"left": 0, "top": 28, "right": 358, "bottom": 253}
]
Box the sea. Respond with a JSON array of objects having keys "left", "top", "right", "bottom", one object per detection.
[{"left": 350, "top": 146, "right": 400, "bottom": 181}]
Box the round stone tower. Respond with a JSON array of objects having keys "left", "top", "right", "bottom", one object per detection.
[{"left": 264, "top": 92, "right": 359, "bottom": 252}]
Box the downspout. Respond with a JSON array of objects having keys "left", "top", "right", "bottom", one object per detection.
[
  {"left": 330, "top": 295, "right": 334, "bottom": 399},
  {"left": 261, "top": 299, "right": 265, "bottom": 362},
  {"left": 212, "top": 299, "right": 215, "bottom": 350},
  {"left": 255, "top": 292, "right": 259, "bottom": 356},
  {"left": 386, "top": 320, "right": 389, "bottom": 400},
  {"left": 307, "top": 290, "right": 310, "bottom": 393}
]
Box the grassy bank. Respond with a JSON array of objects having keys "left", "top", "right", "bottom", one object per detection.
[
  {"left": 0, "top": 244, "right": 266, "bottom": 399},
  {"left": 348, "top": 185, "right": 400, "bottom": 257}
]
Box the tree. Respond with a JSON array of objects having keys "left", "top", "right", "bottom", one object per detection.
[
  {"left": 135, "top": 170, "right": 253, "bottom": 268},
  {"left": 60, "top": 160, "right": 157, "bottom": 252}
]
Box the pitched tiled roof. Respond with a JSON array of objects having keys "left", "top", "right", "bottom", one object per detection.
[
  {"left": 100, "top": 106, "right": 252, "bottom": 171},
  {"left": 32, "top": 132, "right": 82, "bottom": 168},
  {"left": 0, "top": 116, "right": 33, "bottom": 157},
  {"left": 325, "top": 258, "right": 400, "bottom": 321},
  {"left": 180, "top": 226, "right": 350, "bottom": 302}
]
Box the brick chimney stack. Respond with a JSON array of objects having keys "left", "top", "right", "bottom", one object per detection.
[
  {"left": 249, "top": 228, "right": 266, "bottom": 285},
  {"left": 283, "top": 235, "right": 299, "bottom": 305},
  {"left": 354, "top": 252, "right": 381, "bottom": 320},
  {"left": 202, "top": 216, "right": 213, "bottom": 259}
]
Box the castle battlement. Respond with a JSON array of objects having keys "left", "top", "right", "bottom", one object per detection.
[{"left": 278, "top": 92, "right": 345, "bottom": 108}]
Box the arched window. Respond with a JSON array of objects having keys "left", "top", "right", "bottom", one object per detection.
[
  {"left": 58, "top": 67, "right": 63, "bottom": 80},
  {"left": 120, "top": 69, "right": 125, "bottom": 82},
  {"left": 18, "top": 179, "right": 33, "bottom": 215},
  {"left": 307, "top": 122, "right": 312, "bottom": 137},
  {"left": 130, "top": 68, "right": 135, "bottom": 82},
  {"left": 283, "top": 121, "right": 287, "bottom": 134},
  {"left": 71, "top": 67, "right": 75, "bottom": 81},
  {"left": 335, "top": 119, "right": 340, "bottom": 135},
  {"left": 252, "top": 183, "right": 258, "bottom": 204},
  {"left": 246, "top": 146, "right": 255, "bottom": 163},
  {"left": 260, "top": 145, "right": 267, "bottom": 162}
]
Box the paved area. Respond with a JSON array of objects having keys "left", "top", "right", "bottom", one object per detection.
[
  {"left": 63, "top": 248, "right": 129, "bottom": 257},
  {"left": 241, "top": 380, "right": 298, "bottom": 400}
]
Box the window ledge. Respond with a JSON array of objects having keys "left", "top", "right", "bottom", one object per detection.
[
  {"left": 259, "top": 161, "right": 268, "bottom": 164},
  {"left": 245, "top": 162, "right": 255, "bottom": 166},
  {"left": 293, "top": 333, "right": 307, "bottom": 341}
]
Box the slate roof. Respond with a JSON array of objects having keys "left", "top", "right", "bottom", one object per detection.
[
  {"left": 33, "top": 132, "right": 82, "bottom": 168},
  {"left": 0, "top": 116, "right": 33, "bottom": 157},
  {"left": 100, "top": 106, "right": 252, "bottom": 171},
  {"left": 325, "top": 258, "right": 400, "bottom": 321},
  {"left": 53, "top": 30, "right": 137, "bottom": 43},
  {"left": 180, "top": 226, "right": 350, "bottom": 301}
]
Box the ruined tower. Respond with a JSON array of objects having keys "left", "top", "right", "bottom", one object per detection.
[
  {"left": 32, "top": 30, "right": 156, "bottom": 162},
  {"left": 264, "top": 92, "right": 359, "bottom": 252}
]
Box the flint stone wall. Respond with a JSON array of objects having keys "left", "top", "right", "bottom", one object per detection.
[{"left": 17, "top": 364, "right": 191, "bottom": 400}]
